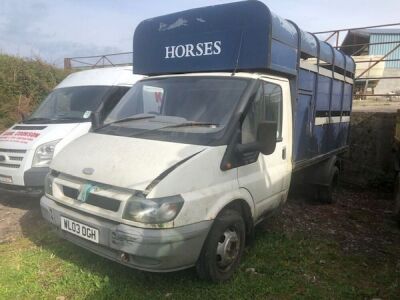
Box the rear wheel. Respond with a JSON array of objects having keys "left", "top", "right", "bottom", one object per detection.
[
  {"left": 315, "top": 166, "right": 339, "bottom": 204},
  {"left": 394, "top": 173, "right": 400, "bottom": 226},
  {"left": 196, "top": 209, "right": 245, "bottom": 282}
]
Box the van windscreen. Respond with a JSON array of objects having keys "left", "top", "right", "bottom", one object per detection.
[
  {"left": 24, "top": 86, "right": 127, "bottom": 124},
  {"left": 101, "top": 76, "right": 250, "bottom": 145}
]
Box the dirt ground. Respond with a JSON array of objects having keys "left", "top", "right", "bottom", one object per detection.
[
  {"left": 0, "top": 193, "right": 42, "bottom": 243},
  {"left": 1, "top": 186, "right": 399, "bottom": 257},
  {"left": 264, "top": 187, "right": 400, "bottom": 258}
]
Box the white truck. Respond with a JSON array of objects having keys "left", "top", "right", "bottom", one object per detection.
[
  {"left": 0, "top": 67, "right": 143, "bottom": 196},
  {"left": 40, "top": 1, "right": 354, "bottom": 281}
]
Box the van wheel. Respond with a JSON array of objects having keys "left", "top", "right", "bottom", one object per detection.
[
  {"left": 196, "top": 209, "right": 245, "bottom": 282},
  {"left": 394, "top": 173, "right": 400, "bottom": 226},
  {"left": 316, "top": 166, "right": 339, "bottom": 204}
]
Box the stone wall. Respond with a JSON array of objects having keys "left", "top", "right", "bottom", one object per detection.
[{"left": 342, "top": 111, "right": 396, "bottom": 187}]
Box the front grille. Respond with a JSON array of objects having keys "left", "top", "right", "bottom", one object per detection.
[
  {"left": 0, "top": 149, "right": 26, "bottom": 169},
  {"left": 63, "top": 186, "right": 79, "bottom": 199},
  {"left": 0, "top": 163, "right": 20, "bottom": 169},
  {"left": 61, "top": 185, "right": 121, "bottom": 212},
  {"left": 9, "top": 156, "right": 23, "bottom": 161},
  {"left": 86, "top": 194, "right": 120, "bottom": 212},
  {"left": 0, "top": 149, "right": 27, "bottom": 154}
]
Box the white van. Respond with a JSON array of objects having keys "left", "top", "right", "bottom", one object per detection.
[{"left": 0, "top": 67, "right": 143, "bottom": 196}]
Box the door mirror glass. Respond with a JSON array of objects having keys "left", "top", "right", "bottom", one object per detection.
[{"left": 257, "top": 121, "right": 277, "bottom": 155}]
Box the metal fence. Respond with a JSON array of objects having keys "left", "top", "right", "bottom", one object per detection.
[
  {"left": 64, "top": 23, "right": 400, "bottom": 100},
  {"left": 64, "top": 52, "right": 133, "bottom": 70},
  {"left": 314, "top": 23, "right": 400, "bottom": 99}
]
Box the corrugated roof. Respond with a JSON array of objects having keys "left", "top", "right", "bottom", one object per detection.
[
  {"left": 341, "top": 28, "right": 400, "bottom": 58},
  {"left": 370, "top": 34, "right": 400, "bottom": 68},
  {"left": 350, "top": 28, "right": 400, "bottom": 35}
]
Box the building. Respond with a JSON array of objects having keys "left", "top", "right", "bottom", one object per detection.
[{"left": 341, "top": 29, "right": 400, "bottom": 99}]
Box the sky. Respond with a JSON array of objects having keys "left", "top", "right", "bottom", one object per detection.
[{"left": 0, "top": 0, "right": 399, "bottom": 66}]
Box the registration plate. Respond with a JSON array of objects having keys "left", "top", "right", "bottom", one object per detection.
[
  {"left": 0, "top": 175, "right": 13, "bottom": 184},
  {"left": 60, "top": 216, "right": 99, "bottom": 243}
]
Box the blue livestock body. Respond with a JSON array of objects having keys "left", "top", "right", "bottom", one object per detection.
[{"left": 133, "top": 0, "right": 355, "bottom": 167}]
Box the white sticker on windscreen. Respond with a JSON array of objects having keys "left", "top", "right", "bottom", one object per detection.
[{"left": 83, "top": 111, "right": 92, "bottom": 119}]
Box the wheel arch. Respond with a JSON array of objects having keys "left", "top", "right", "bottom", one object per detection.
[
  {"left": 304, "top": 155, "right": 339, "bottom": 187},
  {"left": 216, "top": 198, "right": 254, "bottom": 241}
]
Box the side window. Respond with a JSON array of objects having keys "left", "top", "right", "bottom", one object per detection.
[
  {"left": 241, "top": 82, "right": 283, "bottom": 144},
  {"left": 142, "top": 85, "right": 164, "bottom": 114},
  {"left": 264, "top": 82, "right": 283, "bottom": 139}
]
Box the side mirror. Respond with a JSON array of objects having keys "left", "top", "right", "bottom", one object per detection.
[
  {"left": 91, "top": 111, "right": 102, "bottom": 130},
  {"left": 257, "top": 121, "right": 277, "bottom": 155},
  {"left": 237, "top": 121, "right": 277, "bottom": 155}
]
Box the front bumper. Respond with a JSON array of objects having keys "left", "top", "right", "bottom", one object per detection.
[
  {"left": 40, "top": 195, "right": 212, "bottom": 272},
  {"left": 0, "top": 167, "right": 48, "bottom": 197}
]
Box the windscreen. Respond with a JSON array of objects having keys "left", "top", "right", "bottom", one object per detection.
[
  {"left": 24, "top": 86, "right": 125, "bottom": 124},
  {"left": 101, "top": 77, "right": 250, "bottom": 145}
]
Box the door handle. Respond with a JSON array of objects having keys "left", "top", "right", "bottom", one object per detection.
[{"left": 282, "top": 146, "right": 286, "bottom": 160}]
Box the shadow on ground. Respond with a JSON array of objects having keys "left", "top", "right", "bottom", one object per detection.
[{"left": 0, "top": 193, "right": 41, "bottom": 242}]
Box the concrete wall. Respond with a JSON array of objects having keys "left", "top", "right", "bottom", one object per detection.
[
  {"left": 342, "top": 111, "right": 396, "bottom": 186},
  {"left": 374, "top": 68, "right": 400, "bottom": 95}
]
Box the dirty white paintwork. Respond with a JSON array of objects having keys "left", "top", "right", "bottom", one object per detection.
[
  {"left": 238, "top": 77, "right": 293, "bottom": 220},
  {"left": 47, "top": 72, "right": 294, "bottom": 229},
  {"left": 51, "top": 133, "right": 206, "bottom": 191},
  {"left": 0, "top": 67, "right": 143, "bottom": 187}
]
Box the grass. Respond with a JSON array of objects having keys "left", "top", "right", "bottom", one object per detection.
[{"left": 0, "top": 225, "right": 398, "bottom": 300}]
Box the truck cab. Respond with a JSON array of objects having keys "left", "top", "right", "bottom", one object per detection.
[
  {"left": 0, "top": 67, "right": 143, "bottom": 196},
  {"left": 41, "top": 71, "right": 292, "bottom": 279},
  {"left": 40, "top": 1, "right": 354, "bottom": 282}
]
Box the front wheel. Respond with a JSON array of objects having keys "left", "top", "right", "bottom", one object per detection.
[{"left": 196, "top": 209, "right": 245, "bottom": 282}]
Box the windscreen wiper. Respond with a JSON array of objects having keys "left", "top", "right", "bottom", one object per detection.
[
  {"left": 97, "top": 115, "right": 156, "bottom": 130},
  {"left": 162, "top": 122, "right": 219, "bottom": 129},
  {"left": 57, "top": 117, "right": 86, "bottom": 121},
  {"left": 23, "top": 117, "right": 53, "bottom": 123},
  {"left": 128, "top": 121, "right": 220, "bottom": 138}
]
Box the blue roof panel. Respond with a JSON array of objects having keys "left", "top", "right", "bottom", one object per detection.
[
  {"left": 300, "top": 31, "right": 318, "bottom": 57},
  {"left": 319, "top": 42, "right": 334, "bottom": 64},
  {"left": 333, "top": 48, "right": 345, "bottom": 70},
  {"left": 133, "top": 0, "right": 353, "bottom": 76}
]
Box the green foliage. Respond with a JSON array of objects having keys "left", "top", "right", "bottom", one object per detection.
[{"left": 0, "top": 54, "right": 69, "bottom": 130}]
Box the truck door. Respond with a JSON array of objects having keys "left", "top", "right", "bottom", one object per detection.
[{"left": 238, "top": 79, "right": 292, "bottom": 220}]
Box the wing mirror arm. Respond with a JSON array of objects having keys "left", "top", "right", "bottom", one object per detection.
[
  {"left": 236, "top": 142, "right": 262, "bottom": 154},
  {"left": 91, "top": 111, "right": 102, "bottom": 130}
]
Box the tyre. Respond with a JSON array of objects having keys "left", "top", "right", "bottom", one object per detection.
[
  {"left": 316, "top": 166, "right": 339, "bottom": 204},
  {"left": 394, "top": 173, "right": 400, "bottom": 226},
  {"left": 196, "top": 209, "right": 245, "bottom": 282}
]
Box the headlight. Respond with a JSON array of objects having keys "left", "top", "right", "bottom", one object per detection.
[
  {"left": 123, "top": 195, "right": 184, "bottom": 224},
  {"left": 44, "top": 172, "right": 55, "bottom": 196},
  {"left": 32, "top": 140, "right": 60, "bottom": 168}
]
